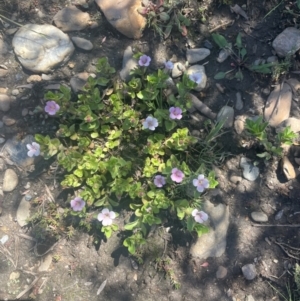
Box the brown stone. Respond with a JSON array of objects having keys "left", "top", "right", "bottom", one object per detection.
[
  {"left": 95, "top": 0, "right": 146, "bottom": 39},
  {"left": 53, "top": 6, "right": 90, "bottom": 32},
  {"left": 264, "top": 83, "right": 292, "bottom": 127},
  {"left": 282, "top": 156, "right": 296, "bottom": 180}
]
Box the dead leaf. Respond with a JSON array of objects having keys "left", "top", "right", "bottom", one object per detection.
[{"left": 200, "top": 262, "right": 209, "bottom": 267}]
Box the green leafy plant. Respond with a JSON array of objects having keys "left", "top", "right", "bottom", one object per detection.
[
  {"left": 245, "top": 117, "right": 298, "bottom": 160},
  {"left": 138, "top": 0, "right": 191, "bottom": 39},
  {"left": 34, "top": 56, "right": 223, "bottom": 256},
  {"left": 212, "top": 33, "right": 276, "bottom": 80}
]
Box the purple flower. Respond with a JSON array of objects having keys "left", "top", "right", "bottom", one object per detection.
[
  {"left": 26, "top": 142, "right": 40, "bottom": 157},
  {"left": 143, "top": 116, "right": 158, "bottom": 131},
  {"left": 154, "top": 175, "right": 166, "bottom": 187},
  {"left": 164, "top": 60, "right": 174, "bottom": 70},
  {"left": 192, "top": 209, "right": 208, "bottom": 223},
  {"left": 171, "top": 168, "right": 184, "bottom": 183},
  {"left": 169, "top": 107, "right": 182, "bottom": 120},
  {"left": 138, "top": 55, "right": 151, "bottom": 67},
  {"left": 189, "top": 73, "right": 203, "bottom": 84},
  {"left": 97, "top": 208, "right": 116, "bottom": 226},
  {"left": 45, "top": 101, "right": 60, "bottom": 116},
  {"left": 70, "top": 197, "right": 86, "bottom": 212},
  {"left": 193, "top": 174, "right": 209, "bottom": 193}
]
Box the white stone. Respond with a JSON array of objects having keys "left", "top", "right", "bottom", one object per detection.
[
  {"left": 242, "top": 264, "right": 257, "bottom": 280},
  {"left": 171, "top": 62, "right": 185, "bottom": 78},
  {"left": 12, "top": 24, "right": 75, "bottom": 73}
]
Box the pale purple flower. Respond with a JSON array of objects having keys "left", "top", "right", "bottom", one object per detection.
[
  {"left": 26, "top": 142, "right": 40, "bottom": 157},
  {"left": 189, "top": 73, "right": 203, "bottom": 84},
  {"left": 70, "top": 197, "right": 86, "bottom": 212},
  {"left": 169, "top": 107, "right": 182, "bottom": 120},
  {"left": 164, "top": 60, "right": 174, "bottom": 70},
  {"left": 154, "top": 175, "right": 166, "bottom": 187},
  {"left": 138, "top": 55, "right": 151, "bottom": 67},
  {"left": 143, "top": 116, "right": 158, "bottom": 131},
  {"left": 192, "top": 209, "right": 208, "bottom": 223},
  {"left": 193, "top": 174, "right": 209, "bottom": 193},
  {"left": 98, "top": 208, "right": 116, "bottom": 226},
  {"left": 45, "top": 101, "right": 60, "bottom": 115},
  {"left": 171, "top": 168, "right": 184, "bottom": 183}
]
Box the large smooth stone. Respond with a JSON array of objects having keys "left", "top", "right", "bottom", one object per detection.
[
  {"left": 12, "top": 24, "right": 75, "bottom": 73},
  {"left": 277, "top": 117, "right": 300, "bottom": 133},
  {"left": 95, "top": 0, "right": 146, "bottom": 39},
  {"left": 264, "top": 83, "right": 292, "bottom": 127},
  {"left": 53, "top": 6, "right": 91, "bottom": 32},
  {"left": 272, "top": 27, "right": 300, "bottom": 57},
  {"left": 190, "top": 201, "right": 229, "bottom": 259}
]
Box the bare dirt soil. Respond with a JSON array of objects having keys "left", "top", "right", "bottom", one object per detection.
[{"left": 0, "top": 0, "right": 300, "bottom": 300}]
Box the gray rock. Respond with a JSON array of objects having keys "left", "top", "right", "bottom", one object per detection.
[
  {"left": 251, "top": 211, "right": 268, "bottom": 222},
  {"left": 0, "top": 158, "right": 6, "bottom": 172},
  {"left": 186, "top": 48, "right": 210, "bottom": 64},
  {"left": 217, "top": 106, "right": 234, "bottom": 128},
  {"left": 120, "top": 46, "right": 138, "bottom": 82},
  {"left": 12, "top": 24, "right": 75, "bottom": 73},
  {"left": 171, "top": 62, "right": 185, "bottom": 78},
  {"left": 2, "top": 116, "right": 16, "bottom": 126},
  {"left": 217, "top": 47, "right": 231, "bottom": 63},
  {"left": 38, "top": 254, "right": 53, "bottom": 272},
  {"left": 267, "top": 56, "right": 278, "bottom": 63},
  {"left": 71, "top": 37, "right": 93, "bottom": 51},
  {"left": 53, "top": 6, "right": 90, "bottom": 32},
  {"left": 235, "top": 92, "right": 243, "bottom": 110},
  {"left": 242, "top": 264, "right": 257, "bottom": 280},
  {"left": 272, "top": 27, "right": 300, "bottom": 57},
  {"left": 186, "top": 65, "right": 207, "bottom": 91},
  {"left": 1, "top": 135, "right": 35, "bottom": 167},
  {"left": 240, "top": 158, "right": 259, "bottom": 181},
  {"left": 16, "top": 197, "right": 31, "bottom": 227},
  {"left": 0, "top": 138, "right": 5, "bottom": 144},
  {"left": 70, "top": 72, "right": 89, "bottom": 92},
  {"left": 95, "top": 0, "right": 146, "bottom": 39},
  {"left": 0, "top": 94, "right": 11, "bottom": 112},
  {"left": 190, "top": 201, "right": 230, "bottom": 259},
  {"left": 216, "top": 266, "right": 227, "bottom": 279},
  {"left": 3, "top": 169, "right": 18, "bottom": 192}
]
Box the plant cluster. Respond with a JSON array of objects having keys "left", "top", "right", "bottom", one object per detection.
[
  {"left": 245, "top": 116, "right": 297, "bottom": 160},
  {"left": 138, "top": 0, "right": 191, "bottom": 39},
  {"left": 30, "top": 54, "right": 222, "bottom": 256},
  {"left": 212, "top": 33, "right": 281, "bottom": 80}
]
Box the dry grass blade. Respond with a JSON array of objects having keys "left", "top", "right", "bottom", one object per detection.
[{"left": 97, "top": 279, "right": 107, "bottom": 295}]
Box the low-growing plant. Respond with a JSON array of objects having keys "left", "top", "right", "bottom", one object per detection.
[
  {"left": 31, "top": 55, "right": 223, "bottom": 256},
  {"left": 138, "top": 0, "right": 191, "bottom": 39},
  {"left": 245, "top": 116, "right": 298, "bottom": 160},
  {"left": 212, "top": 33, "right": 278, "bottom": 80}
]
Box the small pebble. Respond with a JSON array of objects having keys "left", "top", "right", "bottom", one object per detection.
[
  {"left": 235, "top": 92, "right": 243, "bottom": 110},
  {"left": 25, "top": 194, "right": 32, "bottom": 201},
  {"left": 22, "top": 108, "right": 28, "bottom": 116},
  {"left": 0, "top": 138, "right": 5, "bottom": 144},
  {"left": 251, "top": 211, "right": 268, "bottom": 222},
  {"left": 2, "top": 116, "right": 16, "bottom": 126},
  {"left": 274, "top": 209, "right": 284, "bottom": 220},
  {"left": 11, "top": 89, "right": 19, "bottom": 96},
  {"left": 242, "top": 263, "right": 257, "bottom": 280}
]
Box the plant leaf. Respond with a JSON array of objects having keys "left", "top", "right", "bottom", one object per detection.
[
  {"left": 212, "top": 33, "right": 229, "bottom": 49},
  {"left": 214, "top": 72, "right": 226, "bottom": 79}
]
